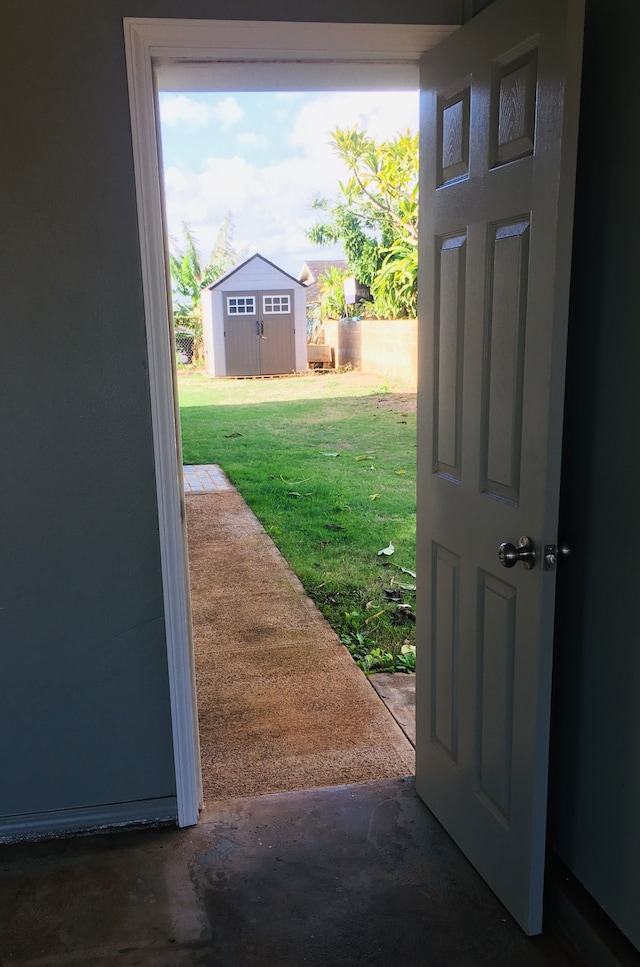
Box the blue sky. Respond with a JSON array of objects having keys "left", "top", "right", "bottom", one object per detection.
[{"left": 158, "top": 90, "right": 419, "bottom": 278}]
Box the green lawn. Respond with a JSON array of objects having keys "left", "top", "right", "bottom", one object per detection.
[{"left": 178, "top": 369, "right": 417, "bottom": 671}]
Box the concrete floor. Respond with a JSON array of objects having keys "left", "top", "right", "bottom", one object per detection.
[{"left": 0, "top": 778, "right": 581, "bottom": 967}]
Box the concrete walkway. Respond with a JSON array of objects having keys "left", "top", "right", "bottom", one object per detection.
[
  {"left": 370, "top": 672, "right": 416, "bottom": 745},
  {"left": 183, "top": 464, "right": 234, "bottom": 494},
  {"left": 183, "top": 465, "right": 417, "bottom": 759}
]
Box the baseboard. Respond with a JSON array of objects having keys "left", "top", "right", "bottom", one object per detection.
[
  {"left": 545, "top": 854, "right": 640, "bottom": 967},
  {"left": 0, "top": 797, "right": 178, "bottom": 843}
]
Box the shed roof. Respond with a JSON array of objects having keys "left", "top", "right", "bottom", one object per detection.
[{"left": 206, "top": 253, "right": 305, "bottom": 290}]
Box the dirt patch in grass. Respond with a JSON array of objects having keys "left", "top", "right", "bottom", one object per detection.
[{"left": 374, "top": 393, "right": 417, "bottom": 413}]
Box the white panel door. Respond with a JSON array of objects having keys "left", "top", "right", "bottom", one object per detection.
[{"left": 415, "top": 0, "right": 584, "bottom": 934}]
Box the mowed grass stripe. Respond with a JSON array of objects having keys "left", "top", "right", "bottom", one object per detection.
[{"left": 178, "top": 371, "right": 417, "bottom": 659}]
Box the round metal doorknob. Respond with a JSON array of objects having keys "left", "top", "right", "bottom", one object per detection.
[{"left": 498, "top": 536, "right": 536, "bottom": 570}]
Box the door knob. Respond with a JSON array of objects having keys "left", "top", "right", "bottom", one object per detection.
[{"left": 498, "top": 536, "right": 536, "bottom": 570}]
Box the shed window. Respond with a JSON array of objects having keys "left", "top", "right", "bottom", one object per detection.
[
  {"left": 227, "top": 296, "right": 256, "bottom": 315},
  {"left": 263, "top": 295, "right": 290, "bottom": 314}
]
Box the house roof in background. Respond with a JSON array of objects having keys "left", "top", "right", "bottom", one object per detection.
[{"left": 298, "top": 259, "right": 349, "bottom": 304}]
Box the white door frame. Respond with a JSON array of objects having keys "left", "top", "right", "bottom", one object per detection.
[{"left": 123, "top": 17, "right": 458, "bottom": 826}]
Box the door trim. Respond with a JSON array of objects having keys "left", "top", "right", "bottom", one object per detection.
[{"left": 123, "top": 17, "right": 459, "bottom": 826}]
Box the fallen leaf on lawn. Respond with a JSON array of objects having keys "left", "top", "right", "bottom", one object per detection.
[
  {"left": 365, "top": 600, "right": 374, "bottom": 610},
  {"left": 397, "top": 582, "right": 417, "bottom": 591},
  {"left": 369, "top": 494, "right": 381, "bottom": 501},
  {"left": 391, "top": 563, "right": 417, "bottom": 578},
  {"left": 322, "top": 452, "right": 340, "bottom": 457},
  {"left": 224, "top": 431, "right": 243, "bottom": 438},
  {"left": 377, "top": 543, "right": 395, "bottom": 556},
  {"left": 325, "top": 522, "right": 346, "bottom": 530},
  {"left": 288, "top": 491, "right": 302, "bottom": 498},
  {"left": 280, "top": 475, "right": 311, "bottom": 485},
  {"left": 395, "top": 469, "right": 407, "bottom": 475},
  {"left": 395, "top": 603, "right": 416, "bottom": 621},
  {"left": 390, "top": 605, "right": 415, "bottom": 624},
  {"left": 365, "top": 610, "right": 385, "bottom": 624}
]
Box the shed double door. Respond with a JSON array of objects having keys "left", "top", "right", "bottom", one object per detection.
[{"left": 223, "top": 290, "right": 295, "bottom": 376}]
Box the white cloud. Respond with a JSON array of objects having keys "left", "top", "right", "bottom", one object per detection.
[
  {"left": 288, "top": 91, "right": 419, "bottom": 156},
  {"left": 160, "top": 94, "right": 244, "bottom": 128},
  {"left": 160, "top": 96, "right": 209, "bottom": 127},
  {"left": 212, "top": 96, "right": 244, "bottom": 127},
  {"left": 161, "top": 91, "right": 418, "bottom": 277},
  {"left": 237, "top": 131, "right": 269, "bottom": 150},
  {"left": 164, "top": 151, "right": 346, "bottom": 276}
]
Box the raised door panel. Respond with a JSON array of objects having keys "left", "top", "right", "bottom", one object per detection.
[
  {"left": 476, "top": 570, "right": 517, "bottom": 824},
  {"left": 480, "top": 219, "right": 530, "bottom": 504},
  {"left": 490, "top": 50, "right": 538, "bottom": 168},
  {"left": 434, "top": 234, "right": 466, "bottom": 480},
  {"left": 438, "top": 85, "right": 470, "bottom": 186},
  {"left": 430, "top": 542, "right": 461, "bottom": 763}
]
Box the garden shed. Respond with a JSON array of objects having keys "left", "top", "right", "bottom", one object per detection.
[{"left": 202, "top": 253, "right": 307, "bottom": 377}]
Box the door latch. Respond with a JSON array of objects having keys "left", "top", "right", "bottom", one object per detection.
[{"left": 543, "top": 543, "right": 571, "bottom": 571}]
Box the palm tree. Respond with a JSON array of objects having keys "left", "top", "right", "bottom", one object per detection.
[{"left": 169, "top": 216, "right": 243, "bottom": 360}]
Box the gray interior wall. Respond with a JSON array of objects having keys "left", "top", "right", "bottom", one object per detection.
[
  {"left": 549, "top": 0, "right": 640, "bottom": 951},
  {"left": 1, "top": 1, "right": 178, "bottom": 818},
  {"left": 0, "top": 0, "right": 462, "bottom": 823}
]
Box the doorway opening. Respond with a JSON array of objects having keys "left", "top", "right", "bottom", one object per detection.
[
  {"left": 124, "top": 18, "right": 454, "bottom": 823},
  {"left": 157, "top": 83, "right": 421, "bottom": 804},
  {"left": 124, "top": 2, "right": 588, "bottom": 941}
]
